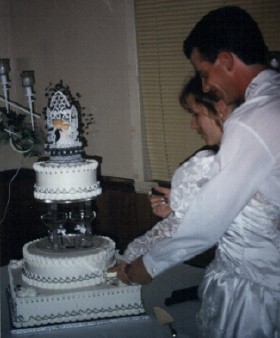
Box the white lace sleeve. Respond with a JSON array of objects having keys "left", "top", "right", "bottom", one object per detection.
[
  {"left": 171, "top": 150, "right": 215, "bottom": 219},
  {"left": 122, "top": 150, "right": 215, "bottom": 263},
  {"left": 122, "top": 212, "right": 181, "bottom": 263}
]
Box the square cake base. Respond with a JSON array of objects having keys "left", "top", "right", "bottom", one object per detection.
[{"left": 8, "top": 261, "right": 145, "bottom": 328}]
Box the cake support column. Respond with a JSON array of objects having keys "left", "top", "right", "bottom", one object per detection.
[
  {"left": 84, "top": 200, "right": 93, "bottom": 234},
  {"left": 40, "top": 198, "right": 97, "bottom": 249}
]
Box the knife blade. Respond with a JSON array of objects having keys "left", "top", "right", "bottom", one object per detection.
[{"left": 153, "top": 306, "right": 177, "bottom": 337}]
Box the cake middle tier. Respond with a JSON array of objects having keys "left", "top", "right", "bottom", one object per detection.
[{"left": 22, "top": 236, "right": 116, "bottom": 289}]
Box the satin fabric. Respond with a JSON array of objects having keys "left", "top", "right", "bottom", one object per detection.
[{"left": 197, "top": 192, "right": 280, "bottom": 337}]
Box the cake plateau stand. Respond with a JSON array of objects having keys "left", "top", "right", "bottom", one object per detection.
[{"left": 38, "top": 197, "right": 98, "bottom": 250}]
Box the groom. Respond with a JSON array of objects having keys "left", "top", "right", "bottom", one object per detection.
[{"left": 126, "top": 6, "right": 280, "bottom": 286}]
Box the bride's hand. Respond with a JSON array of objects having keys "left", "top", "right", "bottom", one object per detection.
[{"left": 149, "top": 187, "right": 172, "bottom": 218}]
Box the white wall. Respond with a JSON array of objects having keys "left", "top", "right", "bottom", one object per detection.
[{"left": 0, "top": 0, "right": 144, "bottom": 181}]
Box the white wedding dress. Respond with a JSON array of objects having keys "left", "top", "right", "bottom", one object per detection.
[{"left": 197, "top": 190, "right": 280, "bottom": 337}]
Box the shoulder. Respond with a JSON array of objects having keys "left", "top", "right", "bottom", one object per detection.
[
  {"left": 224, "top": 89, "right": 280, "bottom": 159},
  {"left": 173, "top": 149, "right": 215, "bottom": 184}
]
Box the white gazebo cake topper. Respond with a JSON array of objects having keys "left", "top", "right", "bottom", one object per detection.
[{"left": 46, "top": 90, "right": 79, "bottom": 148}]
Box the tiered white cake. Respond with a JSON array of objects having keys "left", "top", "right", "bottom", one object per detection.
[{"left": 8, "top": 87, "right": 145, "bottom": 329}]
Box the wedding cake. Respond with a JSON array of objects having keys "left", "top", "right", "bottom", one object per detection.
[{"left": 8, "top": 87, "right": 145, "bottom": 329}]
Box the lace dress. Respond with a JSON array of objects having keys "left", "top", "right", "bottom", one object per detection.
[
  {"left": 122, "top": 149, "right": 215, "bottom": 263},
  {"left": 197, "top": 192, "right": 280, "bottom": 338}
]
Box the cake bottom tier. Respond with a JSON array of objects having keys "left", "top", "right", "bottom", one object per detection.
[{"left": 8, "top": 262, "right": 145, "bottom": 328}]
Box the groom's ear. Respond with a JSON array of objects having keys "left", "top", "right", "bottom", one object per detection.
[{"left": 218, "top": 51, "right": 234, "bottom": 72}]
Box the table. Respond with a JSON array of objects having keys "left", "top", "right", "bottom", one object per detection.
[{"left": 1, "top": 263, "right": 204, "bottom": 338}]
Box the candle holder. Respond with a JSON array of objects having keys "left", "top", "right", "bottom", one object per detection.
[
  {"left": 0, "top": 59, "right": 11, "bottom": 112},
  {"left": 21, "top": 70, "right": 35, "bottom": 88},
  {"left": 0, "top": 58, "right": 10, "bottom": 75},
  {"left": 0, "top": 58, "right": 39, "bottom": 131},
  {"left": 21, "top": 70, "right": 36, "bottom": 130}
]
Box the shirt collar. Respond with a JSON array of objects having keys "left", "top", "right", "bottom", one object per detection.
[{"left": 245, "top": 69, "right": 276, "bottom": 100}]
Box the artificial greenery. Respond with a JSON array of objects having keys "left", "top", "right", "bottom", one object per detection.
[{"left": 0, "top": 106, "right": 45, "bottom": 157}]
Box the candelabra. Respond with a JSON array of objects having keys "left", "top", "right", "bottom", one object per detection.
[{"left": 0, "top": 58, "right": 39, "bottom": 131}]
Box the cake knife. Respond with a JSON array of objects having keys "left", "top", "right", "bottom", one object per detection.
[{"left": 153, "top": 306, "right": 177, "bottom": 337}]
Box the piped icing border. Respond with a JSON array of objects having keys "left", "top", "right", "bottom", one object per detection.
[
  {"left": 33, "top": 159, "right": 98, "bottom": 173},
  {"left": 34, "top": 183, "right": 100, "bottom": 194}
]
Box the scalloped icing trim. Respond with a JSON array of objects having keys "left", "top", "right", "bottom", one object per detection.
[
  {"left": 33, "top": 189, "right": 102, "bottom": 201},
  {"left": 11, "top": 303, "right": 145, "bottom": 328},
  {"left": 34, "top": 183, "right": 100, "bottom": 194},
  {"left": 22, "top": 267, "right": 103, "bottom": 285}
]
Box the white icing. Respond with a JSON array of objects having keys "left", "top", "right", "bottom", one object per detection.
[
  {"left": 33, "top": 159, "right": 101, "bottom": 201},
  {"left": 22, "top": 237, "right": 116, "bottom": 289},
  {"left": 8, "top": 261, "right": 144, "bottom": 328},
  {"left": 104, "top": 271, "right": 117, "bottom": 278},
  {"left": 16, "top": 286, "right": 37, "bottom": 298}
]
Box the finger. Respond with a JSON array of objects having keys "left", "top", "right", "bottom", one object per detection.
[
  {"left": 117, "top": 269, "right": 131, "bottom": 284},
  {"left": 107, "top": 266, "right": 118, "bottom": 272},
  {"left": 150, "top": 196, "right": 167, "bottom": 207},
  {"left": 154, "top": 186, "right": 170, "bottom": 195},
  {"left": 152, "top": 199, "right": 169, "bottom": 210}
]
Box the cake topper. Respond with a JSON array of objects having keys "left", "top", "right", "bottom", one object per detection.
[
  {"left": 43, "top": 81, "right": 95, "bottom": 162},
  {"left": 46, "top": 90, "right": 79, "bottom": 147}
]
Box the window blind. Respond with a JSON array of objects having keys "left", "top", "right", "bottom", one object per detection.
[{"left": 134, "top": 0, "right": 280, "bottom": 181}]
